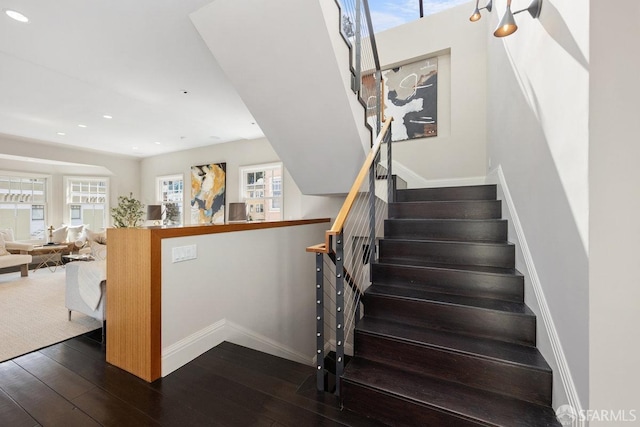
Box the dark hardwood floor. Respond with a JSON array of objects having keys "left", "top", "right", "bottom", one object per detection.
[{"left": 0, "top": 332, "right": 382, "bottom": 427}]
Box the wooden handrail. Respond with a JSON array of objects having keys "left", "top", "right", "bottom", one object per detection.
[{"left": 306, "top": 118, "right": 392, "bottom": 254}]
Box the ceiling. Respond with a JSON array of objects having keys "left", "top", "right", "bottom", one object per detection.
[{"left": 0, "top": 0, "right": 264, "bottom": 159}]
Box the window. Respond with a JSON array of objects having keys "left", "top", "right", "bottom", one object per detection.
[
  {"left": 240, "top": 163, "right": 283, "bottom": 221},
  {"left": 70, "top": 205, "right": 81, "bottom": 220},
  {"left": 366, "top": 0, "right": 469, "bottom": 33},
  {"left": 156, "top": 174, "right": 183, "bottom": 225},
  {"left": 270, "top": 177, "right": 282, "bottom": 210},
  {"left": 65, "top": 177, "right": 109, "bottom": 230},
  {"left": 31, "top": 205, "right": 44, "bottom": 221},
  {"left": 0, "top": 175, "right": 48, "bottom": 240}
]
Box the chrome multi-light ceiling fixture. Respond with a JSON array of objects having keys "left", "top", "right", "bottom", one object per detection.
[{"left": 470, "top": 0, "right": 542, "bottom": 38}]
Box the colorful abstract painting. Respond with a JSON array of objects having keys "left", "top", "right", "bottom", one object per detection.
[
  {"left": 382, "top": 57, "right": 437, "bottom": 141},
  {"left": 190, "top": 163, "right": 226, "bottom": 224}
]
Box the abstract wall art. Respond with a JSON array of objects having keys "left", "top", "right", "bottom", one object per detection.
[
  {"left": 190, "top": 163, "right": 226, "bottom": 224},
  {"left": 382, "top": 57, "right": 438, "bottom": 141}
]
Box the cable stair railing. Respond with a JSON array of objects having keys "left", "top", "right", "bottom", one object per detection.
[
  {"left": 306, "top": 118, "right": 393, "bottom": 396},
  {"left": 305, "top": 0, "right": 392, "bottom": 397},
  {"left": 334, "top": 0, "right": 382, "bottom": 135}
]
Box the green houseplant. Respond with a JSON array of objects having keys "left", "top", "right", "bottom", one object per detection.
[{"left": 111, "top": 193, "right": 145, "bottom": 228}]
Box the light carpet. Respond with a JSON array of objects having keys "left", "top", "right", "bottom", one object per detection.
[{"left": 0, "top": 269, "right": 101, "bottom": 362}]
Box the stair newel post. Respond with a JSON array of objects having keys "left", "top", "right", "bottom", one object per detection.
[
  {"left": 335, "top": 230, "right": 346, "bottom": 396},
  {"left": 315, "top": 251, "right": 325, "bottom": 392},
  {"left": 386, "top": 129, "right": 394, "bottom": 203}
]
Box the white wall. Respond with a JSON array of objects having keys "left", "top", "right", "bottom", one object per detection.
[
  {"left": 0, "top": 134, "right": 140, "bottom": 228},
  {"left": 190, "top": 0, "right": 368, "bottom": 195},
  {"left": 374, "top": 3, "right": 488, "bottom": 183},
  {"left": 140, "top": 137, "right": 345, "bottom": 223},
  {"left": 140, "top": 137, "right": 281, "bottom": 219},
  {"left": 486, "top": 0, "right": 589, "bottom": 410},
  {"left": 160, "top": 222, "right": 328, "bottom": 375},
  {"left": 589, "top": 1, "right": 640, "bottom": 423}
]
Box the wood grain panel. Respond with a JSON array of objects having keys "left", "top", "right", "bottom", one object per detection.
[
  {"left": 106, "top": 227, "right": 159, "bottom": 381},
  {"left": 105, "top": 219, "right": 329, "bottom": 383}
]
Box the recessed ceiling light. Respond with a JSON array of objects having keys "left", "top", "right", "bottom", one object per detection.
[
  {"left": 154, "top": 141, "right": 161, "bottom": 145},
  {"left": 132, "top": 146, "right": 139, "bottom": 151},
  {"left": 4, "top": 9, "right": 29, "bottom": 23},
  {"left": 57, "top": 132, "right": 66, "bottom": 136},
  {"left": 78, "top": 124, "right": 87, "bottom": 128},
  {"left": 103, "top": 115, "right": 112, "bottom": 119}
]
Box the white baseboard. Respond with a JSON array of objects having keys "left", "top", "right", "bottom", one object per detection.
[
  {"left": 391, "top": 160, "right": 486, "bottom": 189},
  {"left": 225, "top": 320, "right": 313, "bottom": 366},
  {"left": 161, "top": 318, "right": 227, "bottom": 377},
  {"left": 488, "top": 165, "right": 583, "bottom": 418},
  {"left": 161, "top": 318, "right": 314, "bottom": 376}
]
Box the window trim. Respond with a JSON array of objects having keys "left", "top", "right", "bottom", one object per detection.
[
  {"left": 239, "top": 162, "right": 284, "bottom": 221},
  {"left": 0, "top": 172, "right": 51, "bottom": 240},
  {"left": 156, "top": 174, "right": 184, "bottom": 225},
  {"left": 63, "top": 176, "right": 110, "bottom": 227}
]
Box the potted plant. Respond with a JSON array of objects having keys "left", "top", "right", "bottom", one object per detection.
[{"left": 111, "top": 193, "right": 145, "bottom": 228}]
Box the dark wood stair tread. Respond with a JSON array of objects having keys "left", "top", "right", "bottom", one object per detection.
[
  {"left": 382, "top": 238, "right": 515, "bottom": 248},
  {"left": 371, "top": 279, "right": 522, "bottom": 303},
  {"left": 395, "top": 185, "right": 497, "bottom": 201},
  {"left": 379, "top": 239, "right": 516, "bottom": 269},
  {"left": 356, "top": 317, "right": 551, "bottom": 373},
  {"left": 386, "top": 237, "right": 508, "bottom": 244},
  {"left": 390, "top": 200, "right": 500, "bottom": 207},
  {"left": 342, "top": 359, "right": 560, "bottom": 426},
  {"left": 372, "top": 261, "right": 524, "bottom": 303},
  {"left": 384, "top": 218, "right": 509, "bottom": 243},
  {"left": 375, "top": 259, "right": 521, "bottom": 276},
  {"left": 389, "top": 200, "right": 502, "bottom": 220},
  {"left": 366, "top": 284, "right": 534, "bottom": 316}
]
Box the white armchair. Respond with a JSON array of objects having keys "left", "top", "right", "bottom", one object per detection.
[
  {"left": 2, "top": 236, "right": 34, "bottom": 277},
  {"left": 2, "top": 241, "right": 33, "bottom": 276},
  {"left": 65, "top": 261, "right": 106, "bottom": 341}
]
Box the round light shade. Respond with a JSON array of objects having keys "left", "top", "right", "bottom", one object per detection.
[{"left": 469, "top": 9, "right": 481, "bottom": 22}]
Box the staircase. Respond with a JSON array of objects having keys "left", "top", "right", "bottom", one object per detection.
[{"left": 341, "top": 184, "right": 560, "bottom": 426}]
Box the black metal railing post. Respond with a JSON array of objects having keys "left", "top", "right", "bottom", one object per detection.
[
  {"left": 354, "top": 0, "right": 362, "bottom": 94},
  {"left": 334, "top": 231, "right": 345, "bottom": 396},
  {"left": 368, "top": 154, "right": 376, "bottom": 278},
  {"left": 315, "top": 252, "right": 325, "bottom": 392},
  {"left": 386, "top": 130, "right": 394, "bottom": 203},
  {"left": 375, "top": 70, "right": 382, "bottom": 133}
]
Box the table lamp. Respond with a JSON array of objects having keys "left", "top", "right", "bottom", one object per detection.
[
  {"left": 228, "top": 202, "right": 247, "bottom": 223},
  {"left": 147, "top": 204, "right": 163, "bottom": 226}
]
